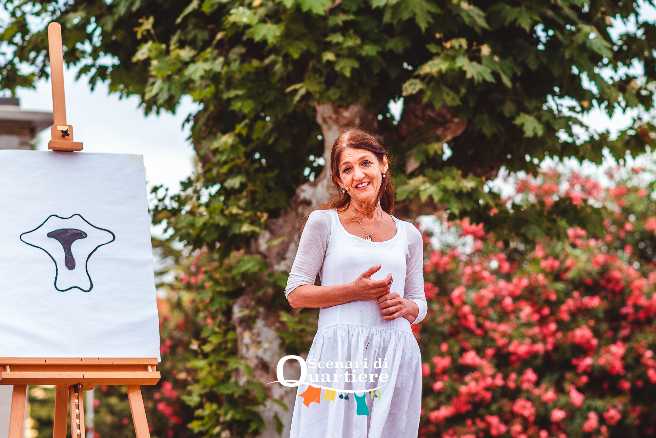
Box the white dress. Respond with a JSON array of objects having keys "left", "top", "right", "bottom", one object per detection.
[{"left": 285, "top": 209, "right": 427, "bottom": 438}]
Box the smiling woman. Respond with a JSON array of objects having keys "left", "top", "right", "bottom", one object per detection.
[
  {"left": 284, "top": 128, "right": 427, "bottom": 437},
  {"left": 328, "top": 129, "right": 395, "bottom": 223}
]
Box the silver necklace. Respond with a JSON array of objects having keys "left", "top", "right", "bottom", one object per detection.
[{"left": 349, "top": 209, "right": 383, "bottom": 241}]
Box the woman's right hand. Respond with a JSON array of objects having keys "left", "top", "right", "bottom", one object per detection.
[{"left": 351, "top": 265, "right": 392, "bottom": 300}]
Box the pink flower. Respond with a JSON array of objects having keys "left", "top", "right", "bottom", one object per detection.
[
  {"left": 501, "top": 296, "right": 514, "bottom": 312},
  {"left": 422, "top": 363, "right": 430, "bottom": 377},
  {"left": 459, "top": 350, "right": 484, "bottom": 368},
  {"left": 568, "top": 386, "right": 584, "bottom": 407},
  {"left": 541, "top": 388, "right": 557, "bottom": 404},
  {"left": 582, "top": 412, "right": 599, "bottom": 432},
  {"left": 512, "top": 398, "right": 536, "bottom": 421},
  {"left": 424, "top": 282, "right": 438, "bottom": 300},
  {"left": 520, "top": 368, "right": 538, "bottom": 390},
  {"left": 451, "top": 395, "right": 472, "bottom": 414},
  {"left": 156, "top": 401, "right": 174, "bottom": 417},
  {"left": 450, "top": 286, "right": 466, "bottom": 306},
  {"left": 598, "top": 342, "right": 626, "bottom": 375},
  {"left": 432, "top": 381, "right": 445, "bottom": 392},
  {"left": 460, "top": 218, "right": 485, "bottom": 239},
  {"left": 551, "top": 408, "right": 566, "bottom": 422},
  {"left": 572, "top": 356, "right": 593, "bottom": 373},
  {"left": 610, "top": 185, "right": 628, "bottom": 199},
  {"left": 432, "top": 355, "right": 452, "bottom": 374},
  {"left": 581, "top": 295, "right": 600, "bottom": 309},
  {"left": 603, "top": 407, "right": 621, "bottom": 425},
  {"left": 428, "top": 406, "right": 455, "bottom": 424},
  {"left": 577, "top": 375, "right": 589, "bottom": 386},
  {"left": 648, "top": 368, "right": 656, "bottom": 383},
  {"left": 645, "top": 217, "right": 656, "bottom": 233},
  {"left": 160, "top": 381, "right": 178, "bottom": 399},
  {"left": 473, "top": 288, "right": 494, "bottom": 308},
  {"left": 569, "top": 326, "right": 598, "bottom": 351},
  {"left": 568, "top": 191, "right": 584, "bottom": 205},
  {"left": 533, "top": 244, "right": 546, "bottom": 258},
  {"left": 592, "top": 254, "right": 608, "bottom": 268},
  {"left": 540, "top": 257, "right": 560, "bottom": 272},
  {"left": 510, "top": 422, "right": 524, "bottom": 436},
  {"left": 485, "top": 415, "right": 508, "bottom": 436},
  {"left": 619, "top": 379, "right": 631, "bottom": 391},
  {"left": 428, "top": 251, "right": 451, "bottom": 272}
]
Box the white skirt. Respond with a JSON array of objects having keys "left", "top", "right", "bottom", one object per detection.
[{"left": 289, "top": 324, "right": 422, "bottom": 438}]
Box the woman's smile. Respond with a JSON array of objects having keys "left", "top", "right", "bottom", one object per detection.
[{"left": 337, "top": 147, "right": 387, "bottom": 204}]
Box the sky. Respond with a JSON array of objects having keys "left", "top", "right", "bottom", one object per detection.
[{"left": 16, "top": 69, "right": 197, "bottom": 193}]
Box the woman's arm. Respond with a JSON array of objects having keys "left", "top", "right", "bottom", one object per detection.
[
  {"left": 376, "top": 223, "right": 427, "bottom": 323},
  {"left": 404, "top": 223, "right": 428, "bottom": 324},
  {"left": 288, "top": 265, "right": 393, "bottom": 309},
  {"left": 284, "top": 210, "right": 331, "bottom": 301},
  {"left": 287, "top": 283, "right": 356, "bottom": 309}
]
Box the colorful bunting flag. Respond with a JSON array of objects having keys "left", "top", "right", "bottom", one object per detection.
[
  {"left": 299, "top": 386, "right": 384, "bottom": 416},
  {"left": 354, "top": 393, "right": 369, "bottom": 416},
  {"left": 299, "top": 385, "right": 321, "bottom": 406}
]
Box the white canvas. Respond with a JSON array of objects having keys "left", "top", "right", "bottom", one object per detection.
[{"left": 0, "top": 150, "right": 160, "bottom": 359}]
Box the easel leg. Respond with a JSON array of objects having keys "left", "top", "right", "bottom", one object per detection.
[
  {"left": 52, "top": 386, "right": 68, "bottom": 438},
  {"left": 69, "top": 385, "right": 85, "bottom": 438},
  {"left": 128, "top": 386, "right": 151, "bottom": 438},
  {"left": 8, "top": 385, "right": 27, "bottom": 438}
]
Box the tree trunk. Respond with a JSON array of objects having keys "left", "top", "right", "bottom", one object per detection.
[{"left": 232, "top": 102, "right": 377, "bottom": 437}]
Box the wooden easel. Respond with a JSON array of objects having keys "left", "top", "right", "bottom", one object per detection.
[
  {"left": 0, "top": 22, "right": 161, "bottom": 437},
  {"left": 0, "top": 358, "right": 160, "bottom": 438}
]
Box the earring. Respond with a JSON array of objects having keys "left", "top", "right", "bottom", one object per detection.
[{"left": 382, "top": 173, "right": 386, "bottom": 179}]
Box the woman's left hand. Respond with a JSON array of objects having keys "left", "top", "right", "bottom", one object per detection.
[{"left": 377, "top": 293, "right": 419, "bottom": 322}]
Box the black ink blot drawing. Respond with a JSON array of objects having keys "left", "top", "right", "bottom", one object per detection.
[{"left": 20, "top": 214, "right": 116, "bottom": 292}]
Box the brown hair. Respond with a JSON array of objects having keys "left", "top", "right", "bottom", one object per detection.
[{"left": 323, "top": 128, "right": 395, "bottom": 213}]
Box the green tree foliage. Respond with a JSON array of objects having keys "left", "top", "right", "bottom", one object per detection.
[
  {"left": 2, "top": 1, "right": 656, "bottom": 436},
  {"left": 27, "top": 386, "right": 54, "bottom": 438}
]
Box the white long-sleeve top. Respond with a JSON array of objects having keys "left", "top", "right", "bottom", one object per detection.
[{"left": 285, "top": 208, "right": 427, "bottom": 326}]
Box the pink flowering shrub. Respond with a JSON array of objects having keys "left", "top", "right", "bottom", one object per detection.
[{"left": 419, "top": 164, "right": 656, "bottom": 437}]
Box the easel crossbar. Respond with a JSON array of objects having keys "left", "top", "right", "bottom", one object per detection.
[
  {"left": 0, "top": 358, "right": 158, "bottom": 365},
  {"left": 0, "top": 358, "right": 160, "bottom": 386},
  {"left": 0, "top": 371, "right": 160, "bottom": 385}
]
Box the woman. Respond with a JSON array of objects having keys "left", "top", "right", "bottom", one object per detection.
[{"left": 285, "top": 128, "right": 427, "bottom": 438}]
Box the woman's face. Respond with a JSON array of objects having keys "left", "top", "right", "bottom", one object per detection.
[{"left": 337, "top": 147, "right": 388, "bottom": 206}]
